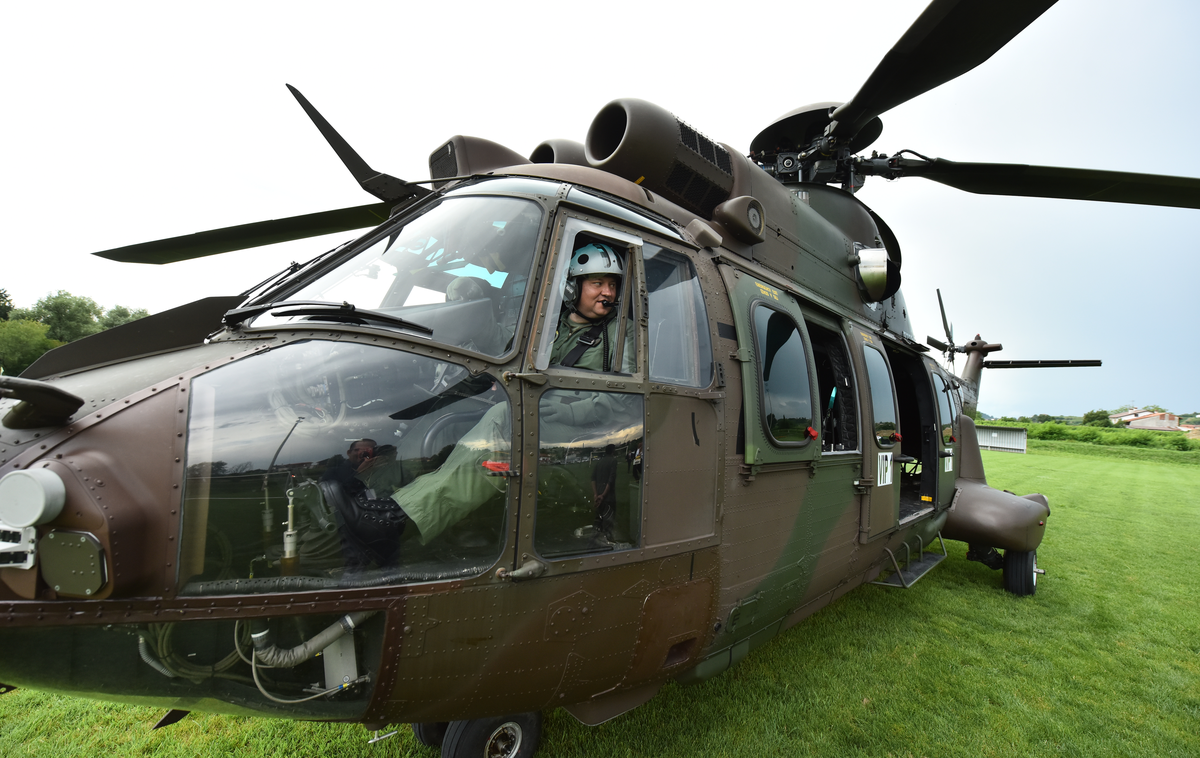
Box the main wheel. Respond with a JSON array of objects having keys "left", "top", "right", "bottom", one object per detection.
[
  {"left": 1003, "top": 549, "right": 1037, "bottom": 596},
  {"left": 413, "top": 722, "right": 449, "bottom": 748},
  {"left": 441, "top": 712, "right": 542, "bottom": 758}
]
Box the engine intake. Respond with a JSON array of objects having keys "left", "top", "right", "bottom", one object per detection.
[{"left": 585, "top": 98, "right": 734, "bottom": 219}]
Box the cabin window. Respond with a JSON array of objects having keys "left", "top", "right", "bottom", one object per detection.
[
  {"left": 863, "top": 345, "right": 898, "bottom": 447},
  {"left": 644, "top": 244, "right": 713, "bottom": 387},
  {"left": 534, "top": 390, "right": 644, "bottom": 558},
  {"left": 933, "top": 373, "right": 956, "bottom": 444},
  {"left": 808, "top": 321, "right": 858, "bottom": 452},
  {"left": 752, "top": 304, "right": 813, "bottom": 445}
]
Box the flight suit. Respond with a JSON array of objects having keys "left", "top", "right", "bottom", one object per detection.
[{"left": 549, "top": 313, "right": 635, "bottom": 373}]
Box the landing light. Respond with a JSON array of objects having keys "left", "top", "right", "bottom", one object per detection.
[
  {"left": 0, "top": 468, "right": 66, "bottom": 528},
  {"left": 848, "top": 246, "right": 890, "bottom": 301}
]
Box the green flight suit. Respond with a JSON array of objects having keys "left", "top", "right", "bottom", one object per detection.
[{"left": 549, "top": 313, "right": 635, "bottom": 373}]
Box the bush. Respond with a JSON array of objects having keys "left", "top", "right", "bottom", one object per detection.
[
  {"left": 1122, "top": 431, "right": 1155, "bottom": 447},
  {"left": 1028, "top": 422, "right": 1071, "bottom": 441},
  {"left": 1162, "top": 434, "right": 1193, "bottom": 451}
]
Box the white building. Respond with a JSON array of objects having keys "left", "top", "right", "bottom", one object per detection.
[{"left": 1109, "top": 408, "right": 1182, "bottom": 430}]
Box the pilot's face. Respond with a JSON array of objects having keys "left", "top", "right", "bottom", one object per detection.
[{"left": 576, "top": 274, "right": 619, "bottom": 321}]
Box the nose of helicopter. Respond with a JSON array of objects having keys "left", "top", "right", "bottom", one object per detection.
[{"left": 0, "top": 342, "right": 255, "bottom": 601}]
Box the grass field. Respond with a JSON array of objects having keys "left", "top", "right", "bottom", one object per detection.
[{"left": 3, "top": 446, "right": 1198, "bottom": 757}]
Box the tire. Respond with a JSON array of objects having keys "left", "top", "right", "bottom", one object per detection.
[
  {"left": 441, "top": 712, "right": 542, "bottom": 758},
  {"left": 412, "top": 722, "right": 449, "bottom": 748},
  {"left": 1003, "top": 549, "right": 1037, "bottom": 596}
]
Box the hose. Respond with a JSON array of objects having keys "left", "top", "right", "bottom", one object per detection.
[
  {"left": 138, "top": 635, "right": 177, "bottom": 679},
  {"left": 250, "top": 611, "right": 376, "bottom": 669}
]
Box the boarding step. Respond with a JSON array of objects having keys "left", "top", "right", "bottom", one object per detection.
[{"left": 871, "top": 532, "right": 948, "bottom": 589}]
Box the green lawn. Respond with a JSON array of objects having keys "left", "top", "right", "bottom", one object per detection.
[{"left": 3, "top": 448, "right": 1198, "bottom": 757}]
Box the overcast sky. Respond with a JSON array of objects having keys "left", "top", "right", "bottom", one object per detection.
[{"left": 3, "top": 0, "right": 1197, "bottom": 417}]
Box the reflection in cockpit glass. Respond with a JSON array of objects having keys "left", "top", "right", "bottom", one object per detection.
[
  {"left": 180, "top": 341, "right": 511, "bottom": 595},
  {"left": 535, "top": 390, "right": 644, "bottom": 558},
  {"left": 253, "top": 196, "right": 543, "bottom": 358}
]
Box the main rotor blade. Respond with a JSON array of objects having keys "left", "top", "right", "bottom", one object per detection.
[
  {"left": 92, "top": 202, "right": 391, "bottom": 264},
  {"left": 983, "top": 360, "right": 1102, "bottom": 368},
  {"left": 830, "top": 0, "right": 1058, "bottom": 140},
  {"left": 899, "top": 159, "right": 1200, "bottom": 209},
  {"left": 287, "top": 85, "right": 429, "bottom": 204},
  {"left": 936, "top": 288, "right": 953, "bottom": 347}
]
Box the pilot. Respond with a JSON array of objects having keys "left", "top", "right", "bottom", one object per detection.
[
  {"left": 548, "top": 243, "right": 635, "bottom": 373},
  {"left": 540, "top": 243, "right": 638, "bottom": 429}
]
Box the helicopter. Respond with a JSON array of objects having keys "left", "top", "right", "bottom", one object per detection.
[{"left": 2, "top": 1, "right": 1198, "bottom": 756}]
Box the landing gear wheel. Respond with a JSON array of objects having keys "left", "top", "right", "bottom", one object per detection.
[
  {"left": 413, "top": 722, "right": 449, "bottom": 748},
  {"left": 1003, "top": 549, "right": 1037, "bottom": 596},
  {"left": 441, "top": 712, "right": 542, "bottom": 758}
]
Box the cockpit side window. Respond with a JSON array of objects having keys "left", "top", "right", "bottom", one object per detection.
[
  {"left": 644, "top": 244, "right": 713, "bottom": 387},
  {"left": 534, "top": 217, "right": 642, "bottom": 373}
]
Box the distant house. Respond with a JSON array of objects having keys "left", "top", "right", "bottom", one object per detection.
[
  {"left": 1108, "top": 408, "right": 1145, "bottom": 424},
  {"left": 1110, "top": 408, "right": 1182, "bottom": 430}
]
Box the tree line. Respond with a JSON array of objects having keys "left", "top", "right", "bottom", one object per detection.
[
  {"left": 990, "top": 405, "right": 1198, "bottom": 428},
  {"left": 0, "top": 289, "right": 147, "bottom": 375}
]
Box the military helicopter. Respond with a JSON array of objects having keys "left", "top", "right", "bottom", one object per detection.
[{"left": 3, "top": 0, "right": 1199, "bottom": 755}]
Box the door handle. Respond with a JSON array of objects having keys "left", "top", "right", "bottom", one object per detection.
[{"left": 495, "top": 558, "right": 547, "bottom": 581}]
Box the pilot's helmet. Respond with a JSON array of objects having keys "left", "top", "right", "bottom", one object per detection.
[
  {"left": 565, "top": 242, "right": 623, "bottom": 304},
  {"left": 446, "top": 276, "right": 486, "bottom": 302}
]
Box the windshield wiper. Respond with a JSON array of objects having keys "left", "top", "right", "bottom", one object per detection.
[
  {"left": 223, "top": 300, "right": 432, "bottom": 334},
  {"left": 271, "top": 301, "right": 434, "bottom": 333}
]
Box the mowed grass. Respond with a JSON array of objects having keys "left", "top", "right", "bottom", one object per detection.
[{"left": 3, "top": 448, "right": 1197, "bottom": 757}]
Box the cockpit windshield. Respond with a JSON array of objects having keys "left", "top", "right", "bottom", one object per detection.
[{"left": 252, "top": 195, "right": 543, "bottom": 358}]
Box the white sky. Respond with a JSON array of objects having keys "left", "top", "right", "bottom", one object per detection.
[{"left": 2, "top": 0, "right": 1197, "bottom": 417}]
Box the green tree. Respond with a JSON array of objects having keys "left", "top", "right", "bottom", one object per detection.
[
  {"left": 1082, "top": 409, "right": 1113, "bottom": 427},
  {"left": 0, "top": 320, "right": 60, "bottom": 375},
  {"left": 1142, "top": 404, "right": 1168, "bottom": 413},
  {"left": 10, "top": 291, "right": 103, "bottom": 343},
  {"left": 98, "top": 305, "right": 150, "bottom": 330},
  {"left": 0, "top": 289, "right": 12, "bottom": 320}
]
